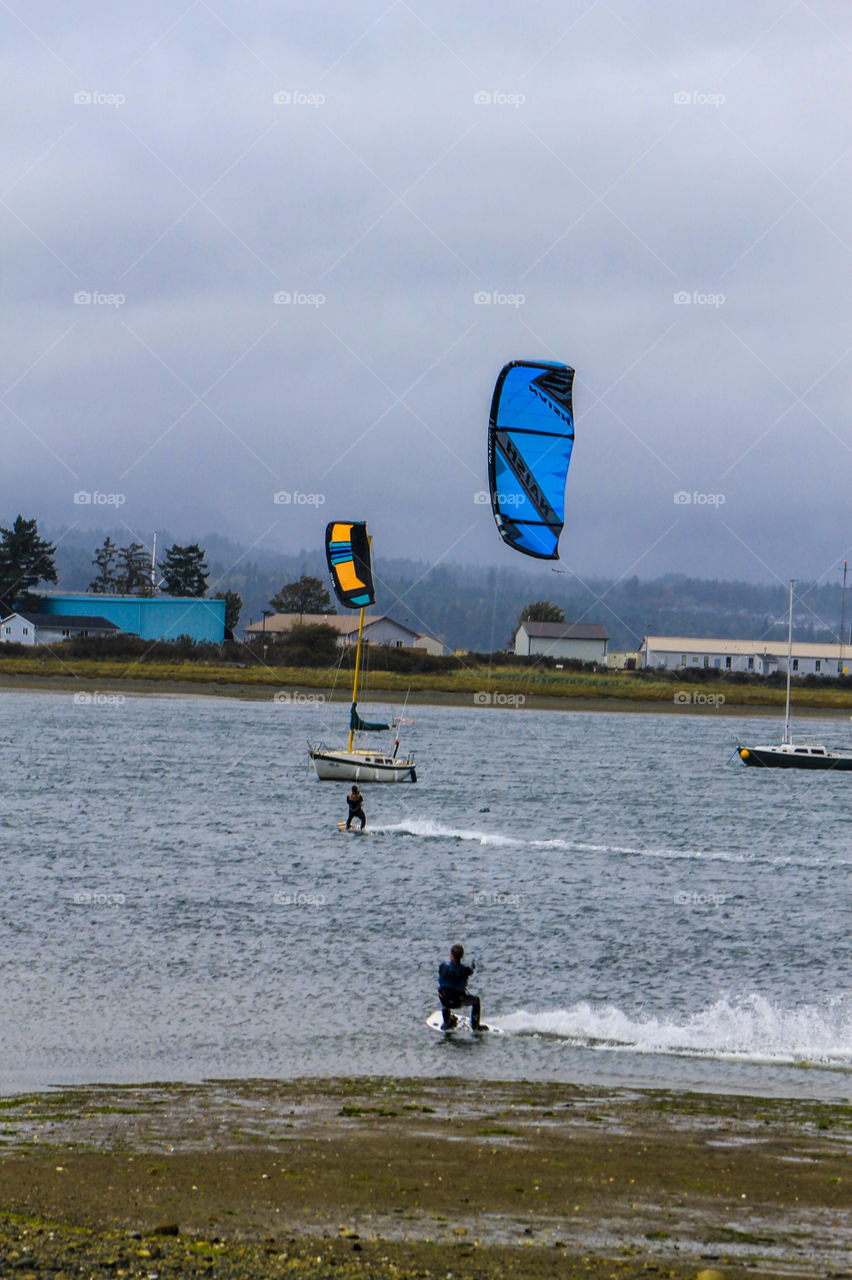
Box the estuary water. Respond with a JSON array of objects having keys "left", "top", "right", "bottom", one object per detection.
[{"left": 1, "top": 688, "right": 850, "bottom": 1099}]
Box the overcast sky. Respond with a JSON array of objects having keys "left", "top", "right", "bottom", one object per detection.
[{"left": 3, "top": 1, "right": 851, "bottom": 593}]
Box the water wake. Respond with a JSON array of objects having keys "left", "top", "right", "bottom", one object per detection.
[
  {"left": 377, "top": 819, "right": 521, "bottom": 847},
  {"left": 498, "top": 993, "right": 852, "bottom": 1068},
  {"left": 375, "top": 820, "right": 784, "bottom": 864}
]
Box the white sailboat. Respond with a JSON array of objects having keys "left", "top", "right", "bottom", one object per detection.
[
  {"left": 736, "top": 579, "right": 852, "bottom": 772},
  {"left": 307, "top": 520, "right": 417, "bottom": 783}
]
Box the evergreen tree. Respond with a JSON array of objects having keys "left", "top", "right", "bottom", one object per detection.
[
  {"left": 213, "top": 589, "right": 242, "bottom": 637},
  {"left": 270, "top": 574, "right": 335, "bottom": 616},
  {"left": 0, "top": 516, "right": 57, "bottom": 614},
  {"left": 115, "top": 542, "right": 153, "bottom": 595},
  {"left": 89, "top": 537, "right": 119, "bottom": 594},
  {"left": 158, "top": 544, "right": 209, "bottom": 597}
]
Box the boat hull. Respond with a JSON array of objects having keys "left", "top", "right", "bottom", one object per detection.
[
  {"left": 309, "top": 747, "right": 417, "bottom": 783},
  {"left": 737, "top": 745, "right": 852, "bottom": 771}
]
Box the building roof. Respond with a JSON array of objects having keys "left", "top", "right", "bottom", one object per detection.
[
  {"left": 519, "top": 621, "right": 610, "bottom": 640},
  {"left": 243, "top": 612, "right": 420, "bottom": 639},
  {"left": 643, "top": 636, "right": 846, "bottom": 658},
  {"left": 6, "top": 612, "right": 121, "bottom": 631}
]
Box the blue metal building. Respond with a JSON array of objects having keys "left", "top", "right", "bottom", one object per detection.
[{"left": 39, "top": 594, "right": 226, "bottom": 643}]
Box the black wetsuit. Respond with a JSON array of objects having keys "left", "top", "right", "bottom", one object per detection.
[
  {"left": 437, "top": 958, "right": 481, "bottom": 1029},
  {"left": 346, "top": 789, "right": 366, "bottom": 830}
]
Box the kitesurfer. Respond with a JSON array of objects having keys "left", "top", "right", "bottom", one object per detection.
[
  {"left": 345, "top": 783, "right": 366, "bottom": 830},
  {"left": 438, "top": 943, "right": 485, "bottom": 1030}
]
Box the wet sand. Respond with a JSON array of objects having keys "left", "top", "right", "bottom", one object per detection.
[{"left": 0, "top": 1077, "right": 849, "bottom": 1278}]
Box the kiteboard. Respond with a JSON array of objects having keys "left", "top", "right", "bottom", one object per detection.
[
  {"left": 426, "top": 1010, "right": 502, "bottom": 1035},
  {"left": 337, "top": 820, "right": 366, "bottom": 833}
]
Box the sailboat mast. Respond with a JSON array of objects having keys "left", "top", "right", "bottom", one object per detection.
[
  {"left": 347, "top": 604, "right": 367, "bottom": 752},
  {"left": 783, "top": 578, "right": 795, "bottom": 745},
  {"left": 841, "top": 559, "right": 848, "bottom": 676}
]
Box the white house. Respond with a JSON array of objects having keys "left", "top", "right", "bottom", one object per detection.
[
  {"left": 413, "top": 633, "right": 449, "bottom": 656},
  {"left": 0, "top": 611, "right": 121, "bottom": 647},
  {"left": 514, "top": 621, "right": 609, "bottom": 663},
  {"left": 243, "top": 612, "right": 422, "bottom": 648},
  {"left": 641, "top": 635, "right": 850, "bottom": 677}
]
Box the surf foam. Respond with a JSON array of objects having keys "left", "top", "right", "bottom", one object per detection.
[{"left": 498, "top": 993, "right": 852, "bottom": 1067}]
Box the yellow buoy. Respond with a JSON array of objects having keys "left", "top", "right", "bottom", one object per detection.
[{"left": 739, "top": 748, "right": 750, "bottom": 759}]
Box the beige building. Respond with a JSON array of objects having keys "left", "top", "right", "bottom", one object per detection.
[
  {"left": 243, "top": 612, "right": 421, "bottom": 648},
  {"left": 641, "top": 636, "right": 849, "bottom": 677}
]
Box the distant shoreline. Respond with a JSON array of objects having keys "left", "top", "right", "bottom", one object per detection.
[{"left": 2, "top": 668, "right": 852, "bottom": 717}]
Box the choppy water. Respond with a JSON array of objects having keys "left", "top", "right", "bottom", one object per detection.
[{"left": 1, "top": 688, "right": 850, "bottom": 1099}]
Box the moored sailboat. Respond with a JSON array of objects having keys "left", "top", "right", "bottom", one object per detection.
[
  {"left": 737, "top": 580, "right": 852, "bottom": 772},
  {"left": 308, "top": 521, "right": 417, "bottom": 783}
]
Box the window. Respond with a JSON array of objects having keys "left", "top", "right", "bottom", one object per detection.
[
  {"left": 703, "top": 656, "right": 709, "bottom": 668},
  {"left": 692, "top": 655, "right": 699, "bottom": 664},
  {"left": 23, "top": 627, "right": 28, "bottom": 635},
  {"left": 747, "top": 657, "right": 754, "bottom": 670},
  {"left": 815, "top": 659, "right": 821, "bottom": 673},
  {"left": 725, "top": 656, "right": 732, "bottom": 669},
  {"left": 3, "top": 626, "right": 9, "bottom": 634},
  {"left": 713, "top": 658, "right": 721, "bottom": 668},
  {"left": 792, "top": 658, "right": 799, "bottom": 671},
  {"left": 681, "top": 654, "right": 687, "bottom": 665}
]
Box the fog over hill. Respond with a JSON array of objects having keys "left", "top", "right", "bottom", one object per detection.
[{"left": 47, "top": 526, "right": 850, "bottom": 654}]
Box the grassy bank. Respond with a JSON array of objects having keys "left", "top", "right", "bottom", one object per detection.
[
  {"left": 0, "top": 1077, "right": 848, "bottom": 1279},
  {"left": 2, "top": 655, "right": 852, "bottom": 712}
]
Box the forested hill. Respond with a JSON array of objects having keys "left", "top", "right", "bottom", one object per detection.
[{"left": 49, "top": 528, "right": 849, "bottom": 653}]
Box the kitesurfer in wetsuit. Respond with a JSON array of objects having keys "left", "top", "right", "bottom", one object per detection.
[
  {"left": 345, "top": 784, "right": 366, "bottom": 830},
  {"left": 438, "top": 943, "right": 485, "bottom": 1030}
]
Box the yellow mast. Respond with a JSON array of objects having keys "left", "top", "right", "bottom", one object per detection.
[{"left": 347, "top": 602, "right": 367, "bottom": 752}]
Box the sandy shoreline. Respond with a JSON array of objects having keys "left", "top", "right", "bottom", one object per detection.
[
  {"left": 0, "top": 1076, "right": 849, "bottom": 1278},
  {"left": 2, "top": 670, "right": 849, "bottom": 717}
]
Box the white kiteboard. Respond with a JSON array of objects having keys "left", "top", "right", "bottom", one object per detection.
[
  {"left": 426, "top": 1010, "right": 503, "bottom": 1035},
  {"left": 337, "top": 820, "right": 366, "bottom": 833}
]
